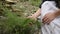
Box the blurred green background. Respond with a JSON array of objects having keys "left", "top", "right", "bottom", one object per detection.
[{"left": 0, "top": 0, "right": 41, "bottom": 34}]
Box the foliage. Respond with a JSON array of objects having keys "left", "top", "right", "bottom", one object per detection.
[
  {"left": 0, "top": 9, "right": 41, "bottom": 34},
  {"left": 0, "top": 1, "right": 41, "bottom": 34},
  {"left": 19, "top": 0, "right": 41, "bottom": 7},
  {"left": 29, "top": 0, "right": 41, "bottom": 7},
  {"left": 0, "top": 17, "right": 41, "bottom": 34}
]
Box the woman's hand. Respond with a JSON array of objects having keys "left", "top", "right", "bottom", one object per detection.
[
  {"left": 27, "top": 14, "right": 37, "bottom": 26},
  {"left": 42, "top": 12, "right": 57, "bottom": 24},
  {"left": 28, "top": 8, "right": 41, "bottom": 20},
  {"left": 27, "top": 14, "right": 37, "bottom": 20}
]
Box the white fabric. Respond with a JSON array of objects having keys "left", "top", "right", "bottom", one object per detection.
[{"left": 40, "top": 1, "right": 60, "bottom": 34}]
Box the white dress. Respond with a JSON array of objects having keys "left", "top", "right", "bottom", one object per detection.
[{"left": 40, "top": 1, "right": 60, "bottom": 34}]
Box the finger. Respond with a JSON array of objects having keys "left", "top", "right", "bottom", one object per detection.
[
  {"left": 44, "top": 18, "right": 49, "bottom": 24},
  {"left": 42, "top": 16, "right": 46, "bottom": 21},
  {"left": 42, "top": 17, "right": 47, "bottom": 24},
  {"left": 43, "top": 18, "right": 48, "bottom": 23},
  {"left": 42, "top": 17, "right": 47, "bottom": 22},
  {"left": 43, "top": 17, "right": 48, "bottom": 22},
  {"left": 47, "top": 19, "right": 52, "bottom": 25},
  {"left": 44, "top": 18, "right": 50, "bottom": 24},
  {"left": 46, "top": 20, "right": 50, "bottom": 25},
  {"left": 43, "top": 17, "right": 48, "bottom": 23},
  {"left": 47, "top": 20, "right": 51, "bottom": 25}
]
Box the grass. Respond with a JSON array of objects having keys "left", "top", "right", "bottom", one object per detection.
[
  {"left": 0, "top": 5, "right": 41, "bottom": 34},
  {"left": 0, "top": 0, "right": 42, "bottom": 34},
  {"left": 19, "top": 0, "right": 41, "bottom": 7},
  {"left": 29, "top": 0, "right": 41, "bottom": 7}
]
